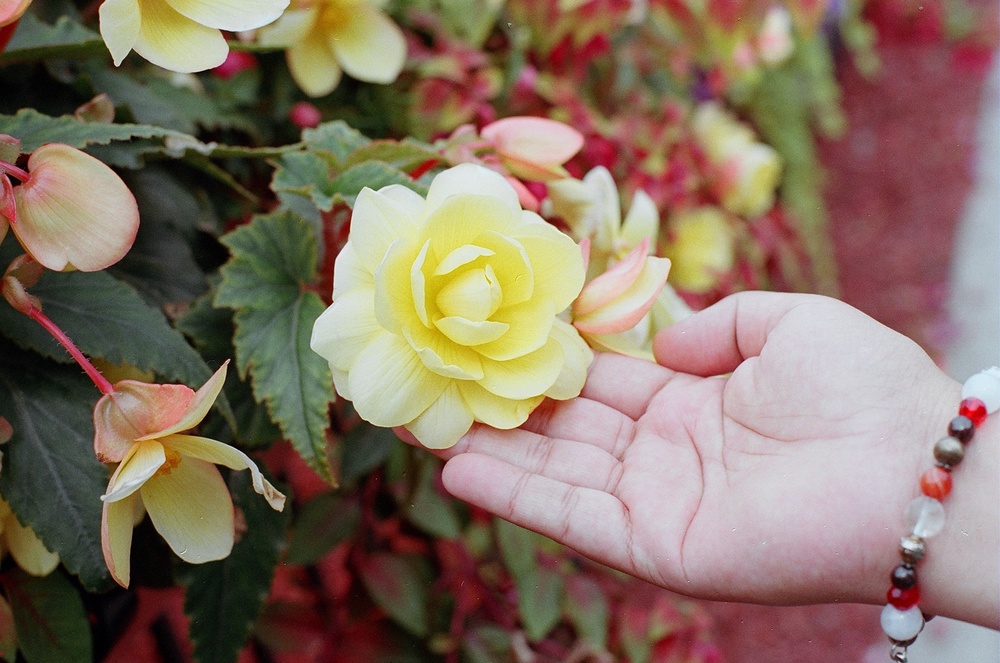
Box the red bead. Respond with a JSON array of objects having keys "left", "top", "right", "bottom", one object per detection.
[
  {"left": 920, "top": 466, "right": 953, "bottom": 499},
  {"left": 887, "top": 585, "right": 921, "bottom": 609},
  {"left": 959, "top": 398, "right": 988, "bottom": 427}
]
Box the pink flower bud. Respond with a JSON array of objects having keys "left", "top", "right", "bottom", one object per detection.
[
  {"left": 481, "top": 116, "right": 584, "bottom": 182},
  {"left": 0, "top": 0, "right": 30, "bottom": 27},
  {"left": 289, "top": 101, "right": 322, "bottom": 129},
  {"left": 10, "top": 144, "right": 139, "bottom": 272},
  {"left": 212, "top": 50, "right": 257, "bottom": 79}
]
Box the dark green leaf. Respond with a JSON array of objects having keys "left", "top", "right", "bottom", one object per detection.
[
  {"left": 216, "top": 212, "right": 335, "bottom": 483},
  {"left": 302, "top": 121, "right": 370, "bottom": 163},
  {"left": 4, "top": 570, "right": 92, "bottom": 663},
  {"left": 564, "top": 575, "right": 609, "bottom": 649},
  {"left": 0, "top": 108, "right": 185, "bottom": 153},
  {"left": 328, "top": 161, "right": 424, "bottom": 207},
  {"left": 181, "top": 469, "right": 290, "bottom": 663},
  {"left": 403, "top": 456, "right": 461, "bottom": 539},
  {"left": 339, "top": 422, "right": 398, "bottom": 484},
  {"left": 270, "top": 151, "right": 338, "bottom": 211},
  {"left": 344, "top": 139, "right": 441, "bottom": 172},
  {"left": 0, "top": 341, "right": 111, "bottom": 590},
  {"left": 462, "top": 625, "right": 514, "bottom": 663},
  {"left": 357, "top": 553, "right": 433, "bottom": 637},
  {"left": 0, "top": 265, "right": 220, "bottom": 398},
  {"left": 0, "top": 13, "right": 104, "bottom": 65},
  {"left": 285, "top": 492, "right": 360, "bottom": 565},
  {"left": 494, "top": 519, "right": 563, "bottom": 642}
]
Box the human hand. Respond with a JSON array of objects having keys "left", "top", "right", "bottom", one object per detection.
[{"left": 433, "top": 292, "right": 997, "bottom": 626}]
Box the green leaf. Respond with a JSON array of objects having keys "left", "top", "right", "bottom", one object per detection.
[
  {"left": 302, "top": 121, "right": 371, "bottom": 163},
  {"left": 328, "top": 161, "right": 425, "bottom": 207},
  {"left": 270, "top": 151, "right": 338, "bottom": 211},
  {"left": 181, "top": 470, "right": 290, "bottom": 663},
  {"left": 0, "top": 13, "right": 104, "bottom": 65},
  {"left": 339, "top": 422, "right": 398, "bottom": 484},
  {"left": 0, "top": 108, "right": 185, "bottom": 153},
  {"left": 284, "top": 492, "right": 360, "bottom": 565},
  {"left": 216, "top": 212, "right": 335, "bottom": 483},
  {"left": 344, "top": 139, "right": 441, "bottom": 172},
  {"left": 4, "top": 570, "right": 92, "bottom": 663},
  {"left": 403, "top": 456, "right": 461, "bottom": 539},
  {"left": 462, "top": 625, "right": 514, "bottom": 663},
  {"left": 0, "top": 341, "right": 111, "bottom": 590},
  {"left": 494, "top": 519, "right": 563, "bottom": 642},
  {"left": 357, "top": 553, "right": 433, "bottom": 637},
  {"left": 0, "top": 264, "right": 221, "bottom": 400},
  {"left": 564, "top": 575, "right": 609, "bottom": 649}
]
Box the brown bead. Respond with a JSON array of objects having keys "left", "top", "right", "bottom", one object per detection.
[
  {"left": 899, "top": 535, "right": 926, "bottom": 564},
  {"left": 891, "top": 564, "right": 918, "bottom": 590},
  {"left": 948, "top": 415, "right": 974, "bottom": 444},
  {"left": 933, "top": 436, "right": 965, "bottom": 468}
]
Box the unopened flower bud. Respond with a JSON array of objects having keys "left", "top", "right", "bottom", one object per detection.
[
  {"left": 2, "top": 274, "right": 41, "bottom": 314},
  {"left": 4, "top": 253, "right": 43, "bottom": 288}
]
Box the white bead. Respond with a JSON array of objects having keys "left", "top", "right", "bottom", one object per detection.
[
  {"left": 962, "top": 367, "right": 1000, "bottom": 414},
  {"left": 905, "top": 496, "right": 946, "bottom": 538},
  {"left": 881, "top": 604, "right": 924, "bottom": 641}
]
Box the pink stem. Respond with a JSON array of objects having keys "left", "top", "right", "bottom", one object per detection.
[
  {"left": 0, "top": 160, "right": 29, "bottom": 183},
  {"left": 25, "top": 305, "right": 114, "bottom": 395}
]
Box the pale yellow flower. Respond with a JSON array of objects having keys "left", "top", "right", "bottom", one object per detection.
[
  {"left": 0, "top": 498, "right": 59, "bottom": 577},
  {"left": 6, "top": 143, "right": 139, "bottom": 272},
  {"left": 99, "top": 0, "right": 289, "bottom": 73},
  {"left": 691, "top": 102, "right": 782, "bottom": 218},
  {"left": 94, "top": 362, "right": 286, "bottom": 588},
  {"left": 663, "top": 206, "right": 735, "bottom": 293},
  {"left": 258, "top": 0, "right": 405, "bottom": 97},
  {"left": 546, "top": 166, "right": 659, "bottom": 281},
  {"left": 311, "top": 164, "right": 593, "bottom": 449}
]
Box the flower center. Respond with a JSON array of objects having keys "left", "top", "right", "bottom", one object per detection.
[
  {"left": 316, "top": 0, "right": 351, "bottom": 32},
  {"left": 435, "top": 265, "right": 502, "bottom": 322},
  {"left": 154, "top": 447, "right": 182, "bottom": 478}
]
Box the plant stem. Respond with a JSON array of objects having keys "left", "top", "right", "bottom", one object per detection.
[
  {"left": 0, "top": 160, "right": 28, "bottom": 183},
  {"left": 25, "top": 305, "right": 114, "bottom": 395}
]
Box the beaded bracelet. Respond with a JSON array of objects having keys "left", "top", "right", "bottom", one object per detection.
[{"left": 880, "top": 367, "right": 1000, "bottom": 662}]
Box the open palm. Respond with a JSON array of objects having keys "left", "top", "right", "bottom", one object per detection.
[{"left": 438, "top": 292, "right": 960, "bottom": 608}]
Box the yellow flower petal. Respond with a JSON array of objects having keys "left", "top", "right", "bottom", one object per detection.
[
  {"left": 425, "top": 164, "right": 520, "bottom": 218},
  {"left": 511, "top": 215, "right": 585, "bottom": 311},
  {"left": 99, "top": 0, "right": 141, "bottom": 66},
  {"left": 435, "top": 266, "right": 501, "bottom": 321},
  {"left": 162, "top": 434, "right": 285, "bottom": 510},
  {"left": 458, "top": 381, "right": 542, "bottom": 430},
  {"left": 102, "top": 493, "right": 139, "bottom": 587},
  {"left": 141, "top": 456, "right": 234, "bottom": 563},
  {"left": 435, "top": 316, "right": 509, "bottom": 346},
  {"left": 351, "top": 186, "right": 424, "bottom": 273},
  {"left": 433, "top": 244, "right": 495, "bottom": 276},
  {"left": 620, "top": 189, "right": 660, "bottom": 249},
  {"left": 311, "top": 287, "right": 381, "bottom": 371},
  {"left": 136, "top": 361, "right": 228, "bottom": 440},
  {"left": 403, "top": 323, "right": 484, "bottom": 380},
  {"left": 332, "top": 242, "right": 372, "bottom": 298},
  {"left": 12, "top": 144, "right": 139, "bottom": 272},
  {"left": 544, "top": 319, "right": 592, "bottom": 400},
  {"left": 478, "top": 336, "right": 564, "bottom": 399},
  {"left": 5, "top": 515, "right": 59, "bottom": 576},
  {"left": 257, "top": 7, "right": 316, "bottom": 46},
  {"left": 132, "top": 0, "right": 228, "bottom": 73},
  {"left": 475, "top": 299, "right": 553, "bottom": 361},
  {"left": 476, "top": 231, "right": 533, "bottom": 306},
  {"left": 286, "top": 30, "right": 342, "bottom": 97},
  {"left": 102, "top": 440, "right": 166, "bottom": 504},
  {"left": 348, "top": 332, "right": 450, "bottom": 426},
  {"left": 164, "top": 0, "right": 288, "bottom": 32},
  {"left": 329, "top": 5, "right": 406, "bottom": 84},
  {"left": 404, "top": 383, "right": 474, "bottom": 449},
  {"left": 373, "top": 236, "right": 421, "bottom": 334},
  {"left": 423, "top": 195, "right": 517, "bottom": 258}
]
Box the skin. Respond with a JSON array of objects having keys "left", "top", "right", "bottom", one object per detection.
[{"left": 419, "top": 292, "right": 999, "bottom": 628}]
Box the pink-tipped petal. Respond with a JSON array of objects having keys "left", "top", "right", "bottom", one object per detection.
[
  {"left": 574, "top": 255, "right": 671, "bottom": 335},
  {"left": 481, "top": 117, "right": 584, "bottom": 167},
  {"left": 102, "top": 493, "right": 139, "bottom": 587},
  {"left": 136, "top": 361, "right": 229, "bottom": 440},
  {"left": 94, "top": 382, "right": 194, "bottom": 462},
  {"left": 573, "top": 238, "right": 650, "bottom": 316}
]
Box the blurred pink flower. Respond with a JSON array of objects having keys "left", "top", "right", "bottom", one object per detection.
[{"left": 481, "top": 116, "right": 584, "bottom": 182}]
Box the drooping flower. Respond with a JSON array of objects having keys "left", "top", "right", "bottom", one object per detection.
[
  {"left": 258, "top": 0, "right": 406, "bottom": 97},
  {"left": 572, "top": 237, "right": 672, "bottom": 358},
  {"left": 311, "top": 164, "right": 593, "bottom": 449},
  {"left": 93, "top": 362, "right": 286, "bottom": 588},
  {"left": 690, "top": 102, "right": 782, "bottom": 218},
  {"left": 480, "top": 116, "right": 585, "bottom": 182},
  {"left": 0, "top": 497, "right": 59, "bottom": 577},
  {"left": 546, "top": 165, "right": 659, "bottom": 281},
  {"left": 1, "top": 142, "right": 139, "bottom": 272},
  {"left": 663, "top": 206, "right": 735, "bottom": 293},
  {"left": 98, "top": 0, "right": 289, "bottom": 73},
  {"left": 0, "top": 0, "right": 30, "bottom": 27}
]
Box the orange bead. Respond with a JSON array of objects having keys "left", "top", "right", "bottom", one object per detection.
[{"left": 920, "top": 466, "right": 952, "bottom": 499}]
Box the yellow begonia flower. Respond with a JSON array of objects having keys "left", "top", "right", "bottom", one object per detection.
[
  {"left": 311, "top": 163, "right": 594, "bottom": 449},
  {"left": 258, "top": 0, "right": 405, "bottom": 97},
  {"left": 99, "top": 0, "right": 289, "bottom": 73},
  {"left": 546, "top": 165, "right": 659, "bottom": 281},
  {"left": 0, "top": 498, "right": 59, "bottom": 577},
  {"left": 93, "top": 362, "right": 286, "bottom": 588},
  {"left": 0, "top": 0, "right": 30, "bottom": 27},
  {"left": 663, "top": 206, "right": 735, "bottom": 293},
  {"left": 7, "top": 144, "right": 139, "bottom": 272},
  {"left": 691, "top": 102, "right": 782, "bottom": 218}
]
